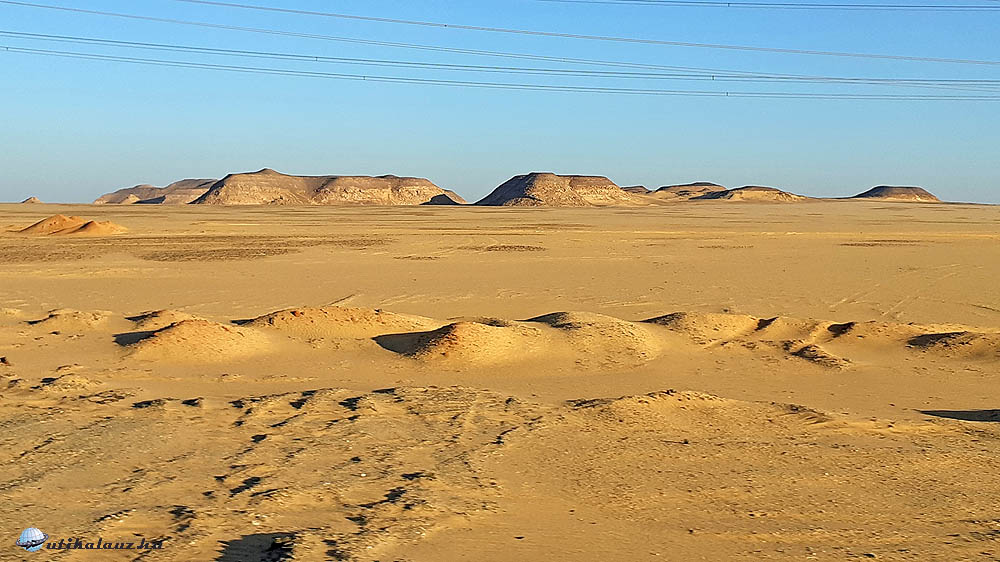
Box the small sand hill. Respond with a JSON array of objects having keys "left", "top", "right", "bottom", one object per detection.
[
  {"left": 475, "top": 173, "right": 643, "bottom": 207},
  {"left": 27, "top": 308, "right": 116, "bottom": 331},
  {"left": 645, "top": 312, "right": 760, "bottom": 343},
  {"left": 56, "top": 220, "right": 128, "bottom": 236},
  {"left": 19, "top": 196, "right": 43, "bottom": 204},
  {"left": 569, "top": 389, "right": 831, "bottom": 430},
  {"left": 376, "top": 321, "right": 546, "bottom": 365},
  {"left": 127, "top": 309, "right": 202, "bottom": 331},
  {"left": 18, "top": 214, "right": 87, "bottom": 234},
  {"left": 94, "top": 178, "right": 217, "bottom": 204},
  {"left": 191, "top": 168, "right": 453, "bottom": 206},
  {"left": 651, "top": 182, "right": 727, "bottom": 200},
  {"left": 125, "top": 319, "right": 270, "bottom": 361},
  {"left": 852, "top": 186, "right": 941, "bottom": 202},
  {"left": 693, "top": 186, "right": 808, "bottom": 202},
  {"left": 528, "top": 311, "right": 664, "bottom": 364},
  {"left": 18, "top": 214, "right": 127, "bottom": 236},
  {"left": 247, "top": 306, "right": 442, "bottom": 339}
]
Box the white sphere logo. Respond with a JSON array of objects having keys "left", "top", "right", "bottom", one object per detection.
[{"left": 16, "top": 527, "right": 48, "bottom": 552}]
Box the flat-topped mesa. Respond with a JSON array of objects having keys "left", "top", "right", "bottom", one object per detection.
[
  {"left": 852, "top": 186, "right": 941, "bottom": 202},
  {"left": 94, "top": 179, "right": 217, "bottom": 205},
  {"left": 190, "top": 168, "right": 454, "bottom": 206},
  {"left": 652, "top": 182, "right": 727, "bottom": 200},
  {"left": 475, "top": 172, "right": 643, "bottom": 207},
  {"left": 692, "top": 185, "right": 808, "bottom": 202}
]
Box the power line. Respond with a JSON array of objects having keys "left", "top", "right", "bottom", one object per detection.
[
  {"left": 3, "top": 44, "right": 999, "bottom": 100},
  {"left": 3, "top": 30, "right": 997, "bottom": 91},
  {"left": 2, "top": 0, "right": 997, "bottom": 66},
  {"left": 170, "top": 0, "right": 1000, "bottom": 65},
  {"left": 540, "top": 0, "right": 1000, "bottom": 9}
]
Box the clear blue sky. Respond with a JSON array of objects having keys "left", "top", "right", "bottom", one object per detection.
[{"left": 1, "top": 0, "right": 998, "bottom": 203}]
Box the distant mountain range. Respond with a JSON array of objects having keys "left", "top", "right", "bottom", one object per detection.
[{"left": 81, "top": 168, "right": 947, "bottom": 207}]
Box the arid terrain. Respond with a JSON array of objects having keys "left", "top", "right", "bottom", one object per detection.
[{"left": 1, "top": 201, "right": 998, "bottom": 561}]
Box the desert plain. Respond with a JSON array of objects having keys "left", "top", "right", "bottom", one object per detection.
[{"left": 1, "top": 200, "right": 998, "bottom": 561}]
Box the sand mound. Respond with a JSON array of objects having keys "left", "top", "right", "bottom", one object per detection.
[
  {"left": 569, "top": 389, "right": 832, "bottom": 430},
  {"left": 475, "top": 173, "right": 642, "bottom": 207},
  {"left": 18, "top": 214, "right": 86, "bottom": 234},
  {"left": 127, "top": 309, "right": 201, "bottom": 331},
  {"left": 692, "top": 186, "right": 807, "bottom": 202},
  {"left": 645, "top": 312, "right": 760, "bottom": 343},
  {"left": 528, "top": 311, "right": 663, "bottom": 363},
  {"left": 55, "top": 220, "right": 128, "bottom": 236},
  {"left": 191, "top": 168, "right": 452, "bottom": 206},
  {"left": 94, "top": 178, "right": 216, "bottom": 204},
  {"left": 852, "top": 186, "right": 941, "bottom": 202},
  {"left": 376, "top": 321, "right": 544, "bottom": 365},
  {"left": 247, "top": 306, "right": 441, "bottom": 339},
  {"left": 907, "top": 331, "right": 1000, "bottom": 359},
  {"left": 35, "top": 373, "right": 103, "bottom": 393},
  {"left": 27, "top": 309, "right": 114, "bottom": 330},
  {"left": 124, "top": 319, "right": 270, "bottom": 361},
  {"left": 19, "top": 196, "right": 43, "bottom": 204},
  {"left": 18, "top": 215, "right": 126, "bottom": 236}
]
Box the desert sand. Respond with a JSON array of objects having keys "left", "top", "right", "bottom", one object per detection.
[{"left": 1, "top": 200, "right": 998, "bottom": 561}]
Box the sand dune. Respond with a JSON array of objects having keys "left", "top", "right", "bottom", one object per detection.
[
  {"left": 123, "top": 319, "right": 272, "bottom": 361},
  {"left": 17, "top": 214, "right": 127, "bottom": 236},
  {"left": 21, "top": 304, "right": 996, "bottom": 369},
  {"left": 246, "top": 306, "right": 442, "bottom": 339}
]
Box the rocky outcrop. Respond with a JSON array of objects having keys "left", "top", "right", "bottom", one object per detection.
[
  {"left": 191, "top": 169, "right": 453, "bottom": 206},
  {"left": 475, "top": 173, "right": 642, "bottom": 207},
  {"left": 692, "top": 186, "right": 808, "bottom": 202},
  {"left": 652, "top": 182, "right": 727, "bottom": 200},
  {"left": 851, "top": 186, "right": 941, "bottom": 202},
  {"left": 622, "top": 185, "right": 651, "bottom": 194},
  {"left": 94, "top": 179, "right": 216, "bottom": 205}
]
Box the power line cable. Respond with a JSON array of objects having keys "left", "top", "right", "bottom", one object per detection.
[
  {"left": 539, "top": 0, "right": 1000, "bottom": 9},
  {"left": 170, "top": 0, "right": 1000, "bottom": 65},
  {"left": 3, "top": 30, "right": 997, "bottom": 91},
  {"left": 3, "top": 44, "right": 999, "bottom": 99},
  {"left": 1, "top": 0, "right": 997, "bottom": 66}
]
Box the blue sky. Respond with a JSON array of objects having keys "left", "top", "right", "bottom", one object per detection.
[{"left": 1, "top": 0, "right": 998, "bottom": 203}]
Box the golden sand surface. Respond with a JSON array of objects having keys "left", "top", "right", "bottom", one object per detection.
[{"left": 0, "top": 201, "right": 998, "bottom": 561}]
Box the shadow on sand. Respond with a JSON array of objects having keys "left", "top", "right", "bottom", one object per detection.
[
  {"left": 216, "top": 532, "right": 296, "bottom": 561},
  {"left": 920, "top": 409, "right": 1000, "bottom": 422}
]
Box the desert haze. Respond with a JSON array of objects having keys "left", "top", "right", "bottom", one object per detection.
[{"left": 1, "top": 199, "right": 998, "bottom": 561}]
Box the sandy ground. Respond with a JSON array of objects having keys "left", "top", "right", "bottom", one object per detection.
[{"left": 0, "top": 201, "right": 998, "bottom": 561}]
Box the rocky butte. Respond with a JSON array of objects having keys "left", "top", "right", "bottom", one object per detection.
[
  {"left": 191, "top": 169, "right": 462, "bottom": 206},
  {"left": 475, "top": 172, "right": 643, "bottom": 207}
]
